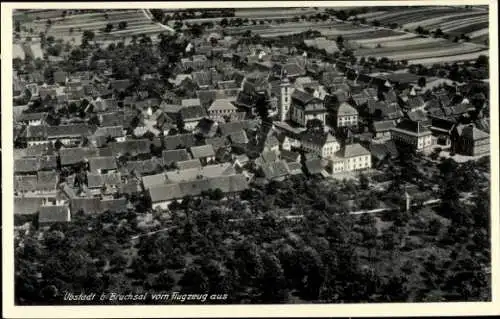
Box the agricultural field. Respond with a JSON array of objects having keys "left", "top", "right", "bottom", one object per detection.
[
  {"left": 360, "top": 6, "right": 488, "bottom": 44},
  {"left": 14, "top": 9, "right": 168, "bottom": 46},
  {"left": 348, "top": 6, "right": 488, "bottom": 63}
]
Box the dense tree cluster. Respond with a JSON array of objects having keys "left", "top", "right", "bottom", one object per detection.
[{"left": 15, "top": 157, "right": 490, "bottom": 304}]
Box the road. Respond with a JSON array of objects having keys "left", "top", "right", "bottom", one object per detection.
[{"left": 141, "top": 9, "right": 176, "bottom": 33}]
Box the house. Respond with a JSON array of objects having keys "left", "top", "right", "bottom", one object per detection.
[
  {"left": 305, "top": 158, "right": 325, "bottom": 176},
  {"left": 149, "top": 174, "right": 249, "bottom": 209},
  {"left": 336, "top": 102, "right": 359, "bottom": 129},
  {"left": 369, "top": 140, "right": 400, "bottom": 166},
  {"left": 162, "top": 149, "right": 191, "bottom": 167},
  {"left": 14, "top": 158, "right": 41, "bottom": 175},
  {"left": 126, "top": 158, "right": 163, "bottom": 176},
  {"left": 280, "top": 150, "right": 301, "bottom": 163},
  {"left": 228, "top": 129, "right": 249, "bottom": 151},
  {"left": 181, "top": 98, "right": 202, "bottom": 108},
  {"left": 176, "top": 159, "right": 203, "bottom": 170},
  {"left": 108, "top": 139, "right": 151, "bottom": 157},
  {"left": 372, "top": 120, "right": 395, "bottom": 139},
  {"left": 14, "top": 197, "right": 45, "bottom": 216},
  {"left": 26, "top": 125, "right": 49, "bottom": 146},
  {"left": 391, "top": 119, "right": 433, "bottom": 152},
  {"left": 47, "top": 124, "right": 93, "bottom": 146},
  {"left": 330, "top": 143, "right": 372, "bottom": 174},
  {"left": 93, "top": 125, "right": 126, "bottom": 143},
  {"left": 87, "top": 156, "right": 118, "bottom": 174},
  {"left": 16, "top": 112, "right": 47, "bottom": 126},
  {"left": 163, "top": 134, "right": 196, "bottom": 150},
  {"left": 300, "top": 132, "right": 340, "bottom": 159},
  {"left": 290, "top": 90, "right": 327, "bottom": 127},
  {"left": 451, "top": 124, "right": 489, "bottom": 156},
  {"left": 59, "top": 147, "right": 99, "bottom": 167},
  {"left": 205, "top": 136, "right": 230, "bottom": 152},
  {"left": 402, "top": 95, "right": 425, "bottom": 112},
  {"left": 179, "top": 105, "right": 207, "bottom": 131},
  {"left": 430, "top": 117, "right": 456, "bottom": 146},
  {"left": 38, "top": 205, "right": 71, "bottom": 225},
  {"left": 232, "top": 154, "right": 250, "bottom": 168},
  {"left": 190, "top": 144, "right": 216, "bottom": 164},
  {"left": 207, "top": 99, "right": 238, "bottom": 121},
  {"left": 261, "top": 160, "right": 290, "bottom": 181}
]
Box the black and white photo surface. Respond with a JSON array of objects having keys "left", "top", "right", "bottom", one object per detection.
[{"left": 2, "top": 1, "right": 499, "bottom": 318}]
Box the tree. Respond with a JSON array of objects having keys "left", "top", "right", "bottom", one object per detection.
[
  {"left": 418, "top": 76, "right": 427, "bottom": 88},
  {"left": 475, "top": 55, "right": 488, "bottom": 68},
  {"left": 15, "top": 20, "right": 21, "bottom": 33},
  {"left": 219, "top": 18, "right": 229, "bottom": 28},
  {"left": 105, "top": 23, "right": 113, "bottom": 33},
  {"left": 118, "top": 21, "right": 128, "bottom": 30}
]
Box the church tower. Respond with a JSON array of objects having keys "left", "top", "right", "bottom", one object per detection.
[{"left": 279, "top": 73, "right": 291, "bottom": 122}]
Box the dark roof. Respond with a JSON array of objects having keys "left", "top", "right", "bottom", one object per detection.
[
  {"left": 38, "top": 205, "right": 70, "bottom": 223},
  {"left": 60, "top": 147, "right": 99, "bottom": 166},
  {"left": 229, "top": 129, "right": 249, "bottom": 145},
  {"left": 47, "top": 124, "right": 93, "bottom": 139},
  {"left": 15, "top": 158, "right": 39, "bottom": 173},
  {"left": 305, "top": 158, "right": 324, "bottom": 175},
  {"left": 99, "top": 198, "right": 128, "bottom": 213},
  {"left": 162, "top": 149, "right": 190, "bottom": 165},
  {"left": 176, "top": 159, "right": 202, "bottom": 170},
  {"left": 14, "top": 197, "right": 44, "bottom": 215},
  {"left": 392, "top": 119, "right": 431, "bottom": 136},
  {"left": 71, "top": 197, "right": 102, "bottom": 214},
  {"left": 261, "top": 160, "right": 290, "bottom": 180},
  {"left": 373, "top": 120, "right": 396, "bottom": 133},
  {"left": 88, "top": 156, "right": 117, "bottom": 172},
  {"left": 460, "top": 125, "right": 489, "bottom": 140},
  {"left": 205, "top": 136, "right": 229, "bottom": 150},
  {"left": 109, "top": 139, "right": 151, "bottom": 156},
  {"left": 164, "top": 134, "right": 196, "bottom": 150},
  {"left": 149, "top": 174, "right": 249, "bottom": 202},
  {"left": 407, "top": 110, "right": 428, "bottom": 122},
  {"left": 179, "top": 105, "right": 207, "bottom": 121},
  {"left": 190, "top": 144, "right": 215, "bottom": 159},
  {"left": 280, "top": 150, "right": 301, "bottom": 162}
]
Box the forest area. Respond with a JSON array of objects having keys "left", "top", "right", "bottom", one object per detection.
[{"left": 15, "top": 156, "right": 491, "bottom": 304}]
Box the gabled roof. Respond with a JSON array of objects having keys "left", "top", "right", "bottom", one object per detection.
[
  {"left": 342, "top": 143, "right": 370, "bottom": 158},
  {"left": 14, "top": 197, "right": 44, "bottom": 215},
  {"left": 109, "top": 139, "right": 151, "bottom": 156},
  {"left": 337, "top": 102, "right": 358, "bottom": 116},
  {"left": 261, "top": 160, "right": 290, "bottom": 180},
  {"left": 392, "top": 119, "right": 431, "bottom": 136},
  {"left": 163, "top": 134, "right": 196, "bottom": 150},
  {"left": 179, "top": 105, "right": 207, "bottom": 121},
  {"left": 176, "top": 159, "right": 202, "bottom": 170},
  {"left": 460, "top": 125, "right": 489, "bottom": 141},
  {"left": 87, "top": 156, "right": 117, "bottom": 172},
  {"left": 373, "top": 120, "right": 396, "bottom": 132},
  {"left": 229, "top": 129, "right": 249, "bottom": 145},
  {"left": 38, "top": 205, "right": 70, "bottom": 223},
  {"left": 162, "top": 149, "right": 190, "bottom": 165},
  {"left": 60, "top": 147, "right": 99, "bottom": 166},
  {"left": 305, "top": 158, "right": 324, "bottom": 175},
  {"left": 208, "top": 99, "right": 238, "bottom": 112},
  {"left": 190, "top": 144, "right": 215, "bottom": 159}
]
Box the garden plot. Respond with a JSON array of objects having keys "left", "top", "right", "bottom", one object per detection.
[
  {"left": 378, "top": 43, "right": 483, "bottom": 61},
  {"left": 407, "top": 49, "right": 489, "bottom": 65},
  {"left": 443, "top": 20, "right": 489, "bottom": 34},
  {"left": 340, "top": 29, "right": 405, "bottom": 41},
  {"left": 366, "top": 7, "right": 448, "bottom": 23},
  {"left": 370, "top": 36, "right": 446, "bottom": 49},
  {"left": 468, "top": 28, "right": 488, "bottom": 38},
  {"left": 235, "top": 7, "right": 319, "bottom": 18},
  {"left": 355, "top": 40, "right": 458, "bottom": 57},
  {"left": 439, "top": 15, "right": 488, "bottom": 32},
  {"left": 403, "top": 11, "right": 486, "bottom": 29},
  {"left": 353, "top": 32, "right": 417, "bottom": 46},
  {"left": 355, "top": 11, "right": 388, "bottom": 19},
  {"left": 381, "top": 8, "right": 463, "bottom": 26}
]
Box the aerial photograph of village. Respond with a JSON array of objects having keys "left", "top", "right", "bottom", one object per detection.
[{"left": 11, "top": 5, "right": 491, "bottom": 305}]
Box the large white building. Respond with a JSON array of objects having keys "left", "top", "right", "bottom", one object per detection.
[
  {"left": 330, "top": 143, "right": 371, "bottom": 174},
  {"left": 336, "top": 102, "right": 358, "bottom": 128},
  {"left": 300, "top": 131, "right": 340, "bottom": 159},
  {"left": 391, "top": 119, "right": 433, "bottom": 152}
]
